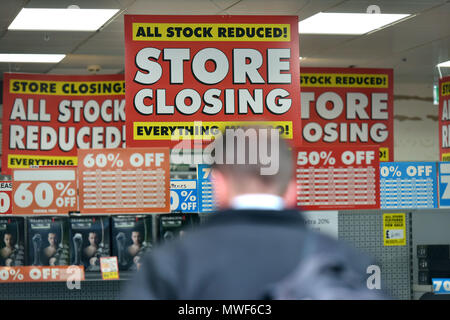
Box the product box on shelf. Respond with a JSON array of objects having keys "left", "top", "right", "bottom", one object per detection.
[
  {"left": 0, "top": 217, "right": 25, "bottom": 266},
  {"left": 27, "top": 217, "right": 69, "bottom": 266},
  {"left": 69, "top": 216, "right": 111, "bottom": 272},
  {"left": 111, "top": 215, "right": 153, "bottom": 271},
  {"left": 157, "top": 213, "right": 200, "bottom": 243},
  {"left": 417, "top": 244, "right": 450, "bottom": 285}
]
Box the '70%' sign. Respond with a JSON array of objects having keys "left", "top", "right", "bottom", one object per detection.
[
  {"left": 433, "top": 278, "right": 450, "bottom": 294},
  {"left": 12, "top": 169, "right": 78, "bottom": 214}
]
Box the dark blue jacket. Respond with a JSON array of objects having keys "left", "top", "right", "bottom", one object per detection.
[{"left": 121, "top": 209, "right": 386, "bottom": 300}]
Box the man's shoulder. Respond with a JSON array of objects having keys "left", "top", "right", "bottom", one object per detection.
[{"left": 202, "top": 208, "right": 307, "bottom": 226}]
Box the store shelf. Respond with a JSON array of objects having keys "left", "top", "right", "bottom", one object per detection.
[
  {"left": 413, "top": 284, "right": 433, "bottom": 292},
  {"left": 83, "top": 271, "right": 135, "bottom": 282}
]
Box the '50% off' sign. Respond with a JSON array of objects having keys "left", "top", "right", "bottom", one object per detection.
[{"left": 12, "top": 169, "right": 78, "bottom": 214}]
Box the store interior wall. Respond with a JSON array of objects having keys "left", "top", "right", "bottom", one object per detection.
[{"left": 394, "top": 82, "right": 439, "bottom": 161}]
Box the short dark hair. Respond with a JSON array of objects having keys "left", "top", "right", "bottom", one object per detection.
[{"left": 211, "top": 126, "right": 293, "bottom": 195}]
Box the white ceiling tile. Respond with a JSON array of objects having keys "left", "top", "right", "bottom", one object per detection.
[
  {"left": 127, "top": 0, "right": 220, "bottom": 14},
  {"left": 0, "top": 31, "right": 92, "bottom": 53},
  {"left": 0, "top": 63, "right": 56, "bottom": 74},
  {"left": 222, "top": 0, "right": 309, "bottom": 15},
  {"left": 48, "top": 67, "right": 123, "bottom": 75}
]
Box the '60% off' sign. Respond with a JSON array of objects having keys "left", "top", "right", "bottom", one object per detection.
[
  {"left": 12, "top": 169, "right": 78, "bottom": 214},
  {"left": 77, "top": 148, "right": 170, "bottom": 214}
]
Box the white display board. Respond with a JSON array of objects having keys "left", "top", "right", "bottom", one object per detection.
[{"left": 302, "top": 210, "right": 339, "bottom": 239}]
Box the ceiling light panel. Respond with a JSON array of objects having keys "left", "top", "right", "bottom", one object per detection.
[
  {"left": 299, "top": 12, "right": 410, "bottom": 35},
  {"left": 8, "top": 8, "right": 119, "bottom": 31},
  {"left": 437, "top": 61, "right": 450, "bottom": 68},
  {"left": 0, "top": 54, "right": 66, "bottom": 63}
]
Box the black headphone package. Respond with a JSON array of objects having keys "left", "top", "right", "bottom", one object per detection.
[
  {"left": 111, "top": 215, "right": 153, "bottom": 271},
  {"left": 157, "top": 213, "right": 200, "bottom": 243},
  {"left": 69, "top": 216, "right": 111, "bottom": 272},
  {"left": 0, "top": 217, "right": 25, "bottom": 266},
  {"left": 27, "top": 217, "right": 69, "bottom": 266}
]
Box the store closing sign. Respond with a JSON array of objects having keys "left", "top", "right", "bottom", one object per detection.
[
  {"left": 439, "top": 76, "right": 450, "bottom": 161},
  {"left": 78, "top": 148, "right": 170, "bottom": 214},
  {"left": 12, "top": 169, "right": 78, "bottom": 215},
  {"left": 296, "top": 146, "right": 380, "bottom": 210},
  {"left": 1, "top": 73, "right": 125, "bottom": 175},
  {"left": 124, "top": 15, "right": 302, "bottom": 147},
  {"left": 0, "top": 182, "right": 12, "bottom": 214},
  {"left": 300, "top": 67, "right": 393, "bottom": 161}
]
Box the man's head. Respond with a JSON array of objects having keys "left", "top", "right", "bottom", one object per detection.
[
  {"left": 3, "top": 233, "right": 13, "bottom": 247},
  {"left": 88, "top": 232, "right": 99, "bottom": 246},
  {"left": 210, "top": 126, "right": 295, "bottom": 209},
  {"left": 48, "top": 233, "right": 57, "bottom": 246},
  {"left": 131, "top": 231, "right": 142, "bottom": 245}
]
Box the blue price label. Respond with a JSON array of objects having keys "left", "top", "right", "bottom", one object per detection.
[
  {"left": 197, "top": 164, "right": 215, "bottom": 213},
  {"left": 170, "top": 180, "right": 198, "bottom": 213},
  {"left": 439, "top": 163, "right": 450, "bottom": 207},
  {"left": 380, "top": 162, "right": 437, "bottom": 209},
  {"left": 432, "top": 278, "right": 450, "bottom": 294}
]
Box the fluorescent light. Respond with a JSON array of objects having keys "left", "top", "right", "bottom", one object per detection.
[
  {"left": 437, "top": 60, "right": 450, "bottom": 68},
  {"left": 0, "top": 54, "right": 65, "bottom": 63},
  {"left": 299, "top": 12, "right": 410, "bottom": 35},
  {"left": 433, "top": 84, "right": 439, "bottom": 105},
  {"left": 8, "top": 8, "right": 119, "bottom": 31}
]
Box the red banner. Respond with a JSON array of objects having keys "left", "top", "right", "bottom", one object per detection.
[
  {"left": 300, "top": 67, "right": 393, "bottom": 161},
  {"left": 12, "top": 168, "right": 78, "bottom": 214},
  {"left": 0, "top": 181, "right": 12, "bottom": 214},
  {"left": 124, "top": 15, "right": 302, "bottom": 148},
  {"left": 439, "top": 76, "right": 450, "bottom": 161},
  {"left": 78, "top": 148, "right": 170, "bottom": 214},
  {"left": 295, "top": 146, "right": 380, "bottom": 210},
  {"left": 0, "top": 266, "right": 84, "bottom": 283},
  {"left": 2, "top": 73, "right": 125, "bottom": 174}
]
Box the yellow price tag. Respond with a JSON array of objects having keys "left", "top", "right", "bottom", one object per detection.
[
  {"left": 100, "top": 257, "right": 120, "bottom": 281},
  {"left": 379, "top": 147, "right": 389, "bottom": 161}
]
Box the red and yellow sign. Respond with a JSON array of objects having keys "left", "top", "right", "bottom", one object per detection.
[
  {"left": 78, "top": 148, "right": 170, "bottom": 214},
  {"left": 2, "top": 73, "right": 125, "bottom": 174},
  {"left": 0, "top": 266, "right": 84, "bottom": 283},
  {"left": 300, "top": 67, "right": 393, "bottom": 161},
  {"left": 296, "top": 146, "right": 380, "bottom": 210},
  {"left": 439, "top": 76, "right": 450, "bottom": 161},
  {"left": 124, "top": 15, "right": 302, "bottom": 147}
]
